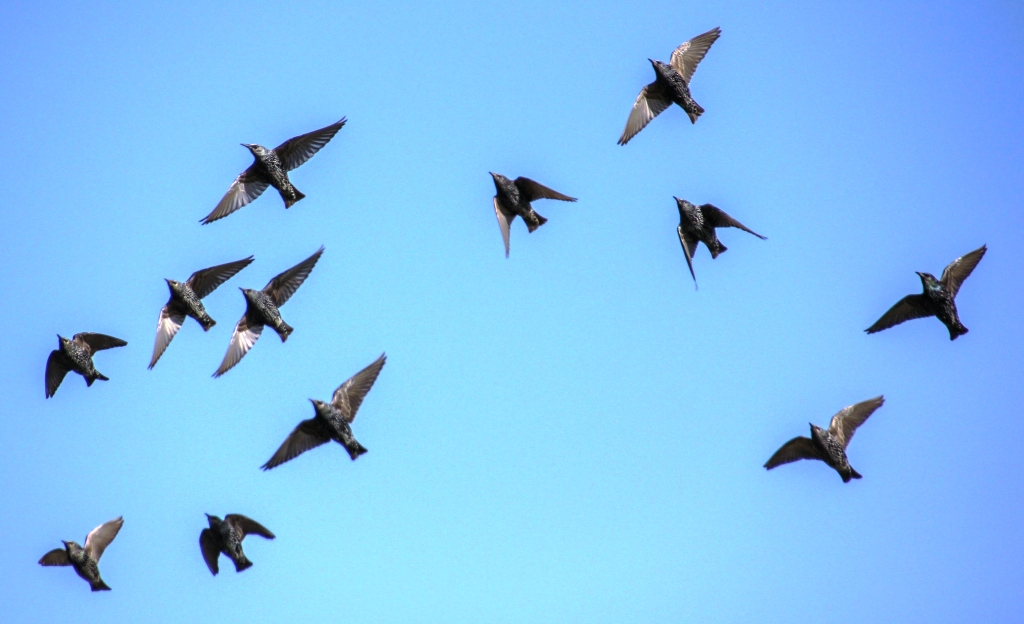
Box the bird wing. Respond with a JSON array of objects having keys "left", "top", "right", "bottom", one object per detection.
[
  {"left": 263, "top": 246, "right": 325, "bottom": 307},
  {"left": 199, "top": 529, "right": 220, "bottom": 576},
  {"left": 38, "top": 549, "right": 71, "bottom": 566},
  {"left": 225, "top": 515, "right": 276, "bottom": 540},
  {"left": 213, "top": 316, "right": 263, "bottom": 378},
  {"left": 677, "top": 225, "right": 698, "bottom": 289},
  {"left": 828, "top": 395, "right": 884, "bottom": 449},
  {"left": 669, "top": 27, "right": 722, "bottom": 83},
  {"left": 940, "top": 244, "right": 986, "bottom": 299},
  {"left": 513, "top": 177, "right": 577, "bottom": 203},
  {"left": 274, "top": 118, "right": 347, "bottom": 171},
  {"left": 261, "top": 418, "right": 332, "bottom": 470},
  {"left": 493, "top": 197, "right": 515, "bottom": 258},
  {"left": 186, "top": 256, "right": 256, "bottom": 299},
  {"left": 764, "top": 437, "right": 822, "bottom": 469},
  {"left": 332, "top": 353, "right": 387, "bottom": 422},
  {"left": 84, "top": 516, "right": 123, "bottom": 562},
  {"left": 148, "top": 307, "right": 185, "bottom": 369},
  {"left": 617, "top": 82, "right": 672, "bottom": 146},
  {"left": 74, "top": 333, "right": 128, "bottom": 352},
  {"left": 700, "top": 204, "right": 766, "bottom": 239},
  {"left": 865, "top": 294, "right": 932, "bottom": 334},
  {"left": 45, "top": 350, "right": 72, "bottom": 398},
  {"left": 200, "top": 166, "right": 270, "bottom": 225}
]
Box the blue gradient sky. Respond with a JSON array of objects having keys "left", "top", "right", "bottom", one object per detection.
[{"left": 1, "top": 1, "right": 1022, "bottom": 622}]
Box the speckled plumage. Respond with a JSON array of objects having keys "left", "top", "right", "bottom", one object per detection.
[
  {"left": 199, "top": 514, "right": 275, "bottom": 575},
  {"left": 38, "top": 516, "right": 123, "bottom": 591},
  {"left": 200, "top": 119, "right": 346, "bottom": 224},
  {"left": 490, "top": 172, "right": 577, "bottom": 257},
  {"left": 45, "top": 333, "right": 128, "bottom": 398},
  {"left": 674, "top": 197, "right": 766, "bottom": 288},
  {"left": 764, "top": 396, "right": 884, "bottom": 483},
  {"left": 262, "top": 353, "right": 386, "bottom": 470},
  {"left": 866, "top": 245, "right": 987, "bottom": 340},
  {"left": 149, "top": 256, "right": 254, "bottom": 369},
  {"left": 618, "top": 27, "right": 721, "bottom": 145},
  {"left": 213, "top": 247, "right": 323, "bottom": 377}
]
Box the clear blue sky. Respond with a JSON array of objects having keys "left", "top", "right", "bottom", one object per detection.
[{"left": 1, "top": 1, "right": 1022, "bottom": 621}]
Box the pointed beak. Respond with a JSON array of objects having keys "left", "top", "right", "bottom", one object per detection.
[{"left": 204, "top": 513, "right": 212, "bottom": 520}]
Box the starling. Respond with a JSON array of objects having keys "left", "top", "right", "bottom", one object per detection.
[
  {"left": 38, "top": 516, "right": 123, "bottom": 591},
  {"left": 675, "top": 197, "right": 766, "bottom": 288},
  {"left": 764, "top": 396, "right": 884, "bottom": 483},
  {"left": 199, "top": 514, "right": 275, "bottom": 575},
  {"left": 45, "top": 333, "right": 128, "bottom": 398},
  {"left": 200, "top": 118, "right": 346, "bottom": 225},
  {"left": 490, "top": 172, "right": 577, "bottom": 257},
  {"left": 149, "top": 256, "right": 255, "bottom": 369},
  {"left": 262, "top": 353, "right": 386, "bottom": 470},
  {"left": 213, "top": 247, "right": 324, "bottom": 377},
  {"left": 866, "top": 245, "right": 987, "bottom": 340},
  {"left": 618, "top": 27, "right": 721, "bottom": 145}
]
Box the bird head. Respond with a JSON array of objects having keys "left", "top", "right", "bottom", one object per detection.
[
  {"left": 62, "top": 540, "right": 81, "bottom": 553},
  {"left": 649, "top": 58, "right": 668, "bottom": 71},
  {"left": 489, "top": 172, "right": 510, "bottom": 188},
  {"left": 165, "top": 278, "right": 181, "bottom": 292},
  {"left": 241, "top": 143, "right": 267, "bottom": 156},
  {"left": 205, "top": 513, "right": 221, "bottom": 527},
  {"left": 310, "top": 398, "right": 328, "bottom": 411},
  {"left": 56, "top": 334, "right": 67, "bottom": 348},
  {"left": 240, "top": 287, "right": 258, "bottom": 302},
  {"left": 674, "top": 197, "right": 696, "bottom": 215},
  {"left": 916, "top": 272, "right": 940, "bottom": 289},
  {"left": 809, "top": 423, "right": 824, "bottom": 439}
]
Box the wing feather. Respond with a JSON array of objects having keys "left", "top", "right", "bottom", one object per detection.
[
  {"left": 677, "top": 226, "right": 698, "bottom": 289},
  {"left": 494, "top": 197, "right": 515, "bottom": 258},
  {"left": 513, "top": 177, "right": 577, "bottom": 203},
  {"left": 74, "top": 333, "right": 128, "bottom": 352},
  {"left": 225, "top": 515, "right": 276, "bottom": 540},
  {"left": 261, "top": 418, "right": 332, "bottom": 470},
  {"left": 764, "top": 437, "right": 822, "bottom": 470},
  {"left": 331, "top": 353, "right": 387, "bottom": 422},
  {"left": 617, "top": 83, "right": 671, "bottom": 145},
  {"left": 828, "top": 396, "right": 884, "bottom": 448},
  {"left": 865, "top": 294, "right": 932, "bottom": 334},
  {"left": 45, "top": 350, "right": 72, "bottom": 398},
  {"left": 200, "top": 167, "right": 270, "bottom": 225},
  {"left": 940, "top": 245, "right": 986, "bottom": 298},
  {"left": 213, "top": 317, "right": 263, "bottom": 377},
  {"left": 187, "top": 256, "right": 256, "bottom": 299},
  {"left": 669, "top": 27, "right": 722, "bottom": 83},
  {"left": 199, "top": 529, "right": 220, "bottom": 576},
  {"left": 39, "top": 549, "right": 71, "bottom": 566},
  {"left": 84, "top": 516, "right": 123, "bottom": 562},
  {"left": 264, "top": 246, "right": 324, "bottom": 307},
  {"left": 274, "top": 118, "right": 347, "bottom": 171},
  {"left": 148, "top": 307, "right": 185, "bottom": 369},
  {"left": 700, "top": 204, "right": 766, "bottom": 239}
]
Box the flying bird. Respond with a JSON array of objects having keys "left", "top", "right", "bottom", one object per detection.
[
  {"left": 866, "top": 245, "right": 986, "bottom": 340},
  {"left": 213, "top": 247, "right": 324, "bottom": 377},
  {"left": 45, "top": 333, "right": 128, "bottom": 398},
  {"left": 38, "top": 516, "right": 123, "bottom": 591},
  {"left": 618, "top": 27, "right": 721, "bottom": 145},
  {"left": 490, "top": 172, "right": 576, "bottom": 257},
  {"left": 764, "top": 396, "right": 884, "bottom": 482},
  {"left": 675, "top": 197, "right": 766, "bottom": 288},
  {"left": 149, "top": 256, "right": 254, "bottom": 369},
  {"left": 262, "top": 353, "right": 386, "bottom": 470},
  {"left": 199, "top": 514, "right": 275, "bottom": 575},
  {"left": 200, "top": 118, "right": 346, "bottom": 224}
]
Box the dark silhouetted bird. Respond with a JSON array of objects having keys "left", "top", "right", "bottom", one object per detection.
[
  {"left": 262, "top": 353, "right": 386, "bottom": 470},
  {"left": 149, "top": 256, "right": 254, "bottom": 369},
  {"left": 38, "top": 516, "right": 123, "bottom": 591},
  {"left": 199, "top": 513, "right": 275, "bottom": 575},
  {"left": 200, "top": 118, "right": 346, "bottom": 224},
  {"left": 764, "top": 396, "right": 884, "bottom": 483},
  {"left": 45, "top": 333, "right": 128, "bottom": 398},
  {"left": 618, "top": 27, "right": 721, "bottom": 145},
  {"left": 675, "top": 197, "right": 766, "bottom": 288},
  {"left": 866, "top": 245, "right": 987, "bottom": 340},
  {"left": 490, "top": 172, "right": 576, "bottom": 257},
  {"left": 213, "top": 247, "right": 324, "bottom": 377}
]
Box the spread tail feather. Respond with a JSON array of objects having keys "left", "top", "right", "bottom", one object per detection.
[
  {"left": 686, "top": 102, "right": 704, "bottom": 124},
  {"left": 949, "top": 324, "right": 968, "bottom": 341},
  {"left": 234, "top": 557, "right": 253, "bottom": 572},
  {"left": 90, "top": 579, "right": 111, "bottom": 592},
  {"left": 277, "top": 322, "right": 294, "bottom": 342},
  {"left": 347, "top": 442, "right": 368, "bottom": 461},
  {"left": 283, "top": 188, "right": 306, "bottom": 209},
  {"left": 199, "top": 316, "right": 216, "bottom": 331},
  {"left": 86, "top": 372, "right": 109, "bottom": 387},
  {"left": 709, "top": 242, "right": 727, "bottom": 259},
  {"left": 526, "top": 214, "right": 548, "bottom": 233}
]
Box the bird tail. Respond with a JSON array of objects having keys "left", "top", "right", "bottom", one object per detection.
[
  {"left": 347, "top": 441, "right": 368, "bottom": 461},
  {"left": 233, "top": 557, "right": 253, "bottom": 573},
  {"left": 709, "top": 242, "right": 727, "bottom": 259},
  {"left": 90, "top": 579, "right": 112, "bottom": 592},
  {"left": 86, "top": 372, "right": 109, "bottom": 387},
  {"left": 949, "top": 324, "right": 968, "bottom": 341},
  {"left": 284, "top": 188, "right": 306, "bottom": 209},
  {"left": 276, "top": 322, "right": 294, "bottom": 342},
  {"left": 843, "top": 468, "right": 863, "bottom": 483},
  {"left": 198, "top": 316, "right": 216, "bottom": 331},
  {"left": 686, "top": 102, "right": 704, "bottom": 124},
  {"left": 526, "top": 214, "right": 548, "bottom": 233}
]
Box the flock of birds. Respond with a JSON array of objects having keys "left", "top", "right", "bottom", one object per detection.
[{"left": 36, "top": 26, "right": 987, "bottom": 593}]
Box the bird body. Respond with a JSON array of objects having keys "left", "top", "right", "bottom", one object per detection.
[
  {"left": 764, "top": 396, "right": 884, "bottom": 482},
  {"left": 149, "top": 256, "right": 254, "bottom": 369},
  {"left": 618, "top": 27, "right": 721, "bottom": 145},
  {"left": 213, "top": 247, "right": 324, "bottom": 377},
  {"left": 45, "top": 333, "right": 127, "bottom": 398},
  {"left": 199, "top": 514, "right": 275, "bottom": 575},
  {"left": 201, "top": 119, "right": 346, "bottom": 224},
  {"left": 490, "top": 172, "right": 577, "bottom": 257},
  {"left": 674, "top": 198, "right": 766, "bottom": 288},
  {"left": 866, "top": 245, "right": 986, "bottom": 340},
  {"left": 38, "top": 517, "right": 123, "bottom": 591},
  {"left": 262, "top": 353, "right": 386, "bottom": 470}
]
